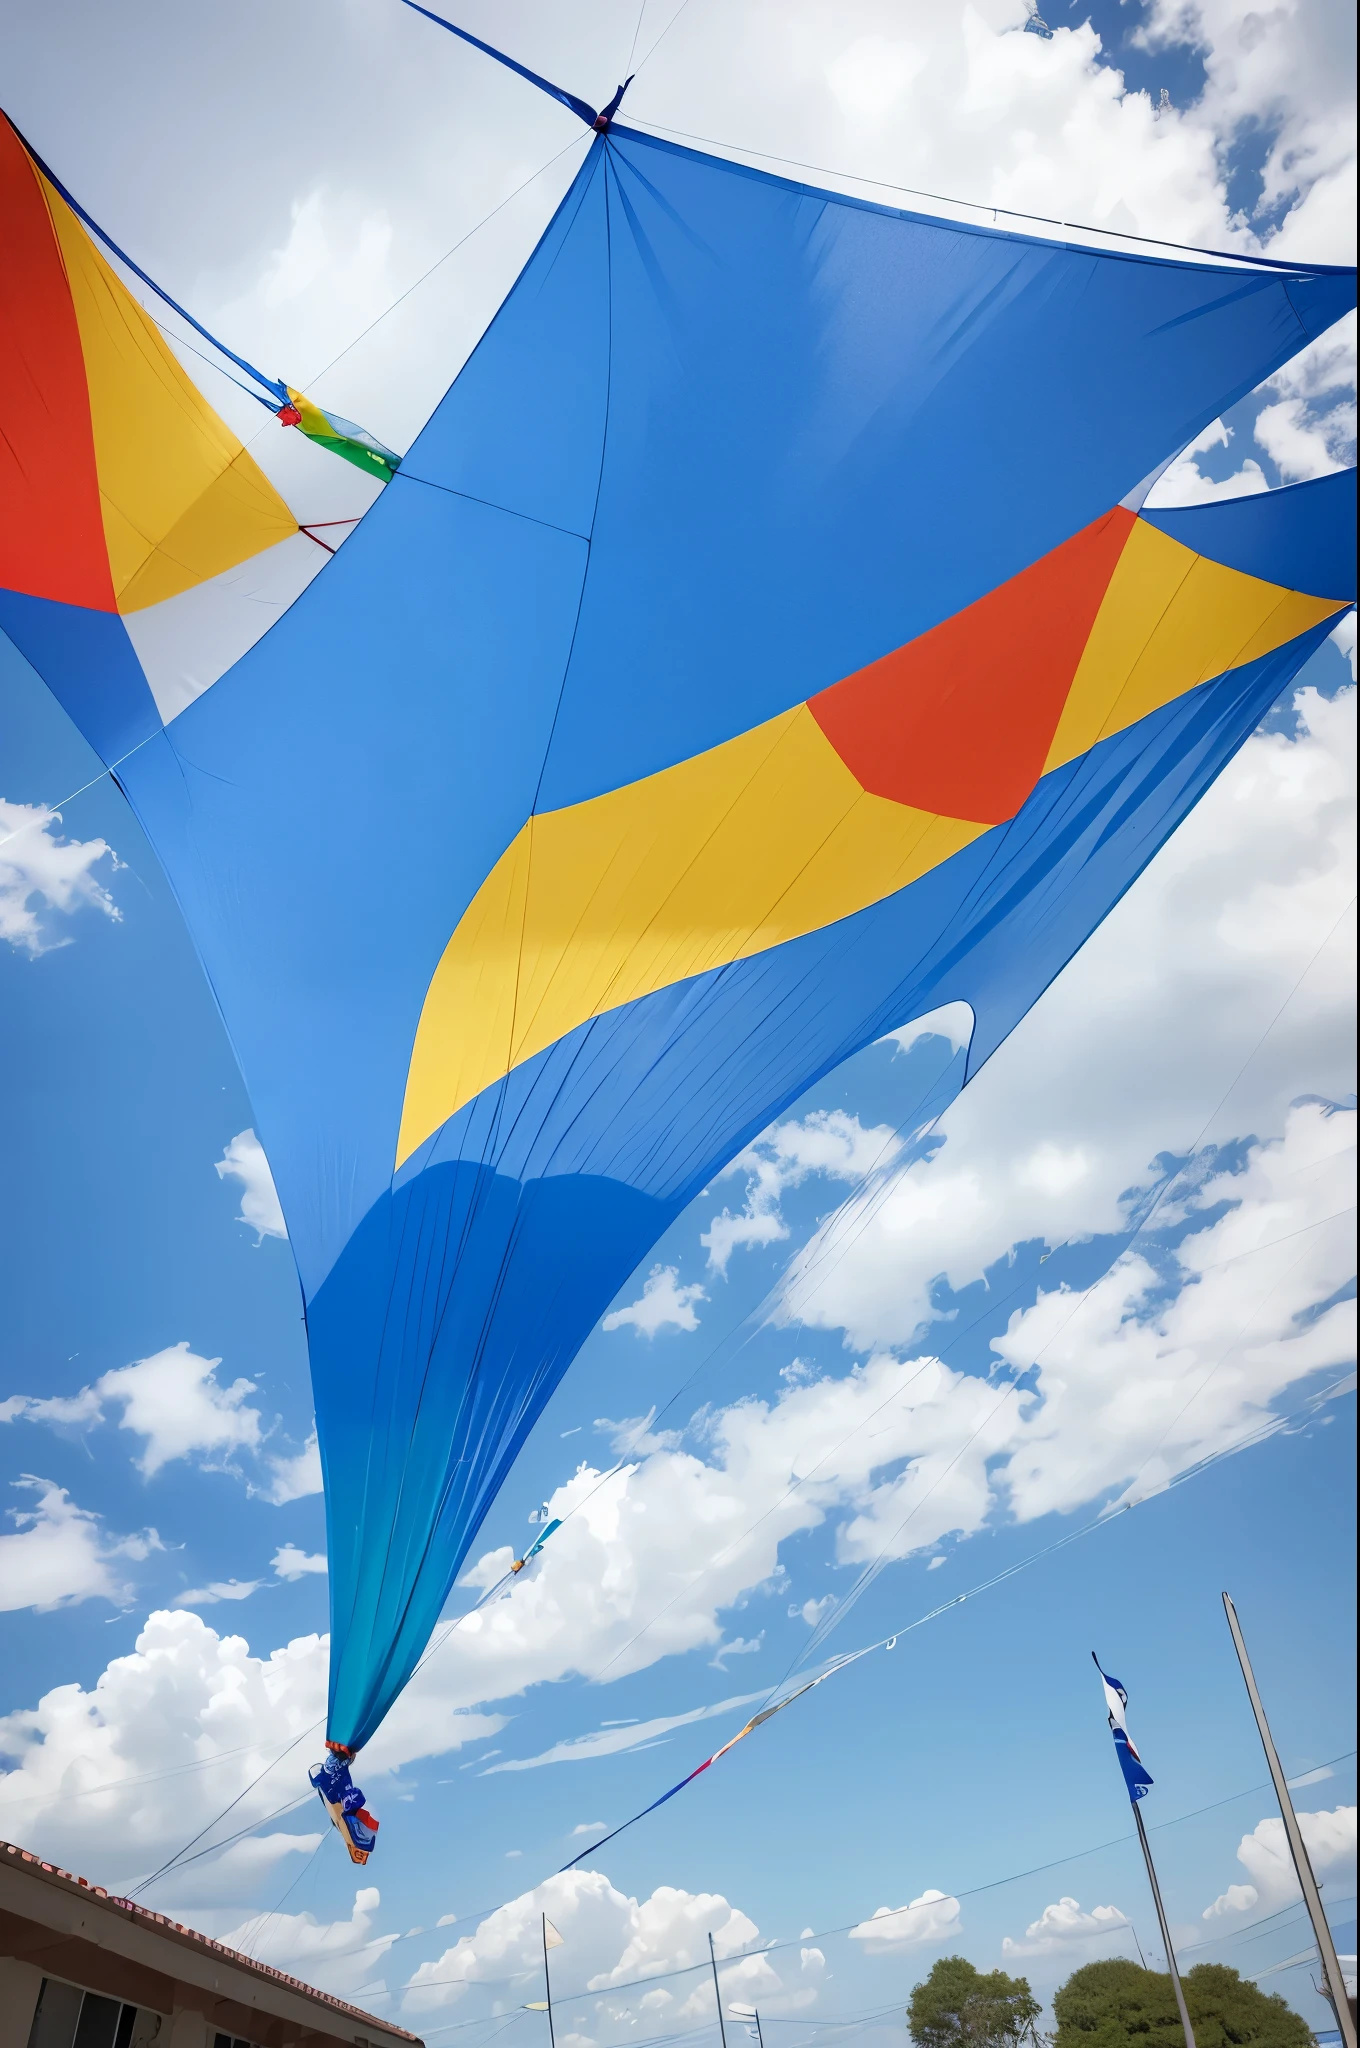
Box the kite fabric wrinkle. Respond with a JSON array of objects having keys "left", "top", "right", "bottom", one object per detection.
[{"left": 1, "top": 95, "right": 1355, "bottom": 1780}]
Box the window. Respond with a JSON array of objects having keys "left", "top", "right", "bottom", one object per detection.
[{"left": 26, "top": 1982, "right": 160, "bottom": 2048}]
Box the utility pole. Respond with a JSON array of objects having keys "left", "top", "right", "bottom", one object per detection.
[
  {"left": 709, "top": 1932, "right": 729, "bottom": 2048},
  {"left": 1130, "top": 1796, "right": 1197, "bottom": 2048},
  {"left": 541, "top": 1914, "right": 558, "bottom": 2048},
  {"left": 1222, "top": 1593, "right": 1356, "bottom": 2048},
  {"left": 730, "top": 2003, "right": 765, "bottom": 2048}
]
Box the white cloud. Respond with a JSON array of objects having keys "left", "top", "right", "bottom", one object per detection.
[
  {"left": 2, "top": 1342, "right": 265, "bottom": 1479},
  {"left": 263, "top": 1429, "right": 324, "bottom": 1504},
  {"left": 1333, "top": 613, "right": 1357, "bottom": 681},
  {"left": 402, "top": 1866, "right": 776, "bottom": 2020},
  {"left": 1002, "top": 1897, "right": 1129, "bottom": 1957},
  {"left": 173, "top": 1578, "right": 265, "bottom": 1608},
  {"left": 272, "top": 1544, "right": 328, "bottom": 1580},
  {"left": 1253, "top": 397, "right": 1357, "bottom": 483},
  {"left": 163, "top": 1829, "right": 322, "bottom": 1910},
  {"left": 1137, "top": 0, "right": 1356, "bottom": 263},
  {"left": 1248, "top": 298, "right": 1355, "bottom": 493},
  {"left": 1204, "top": 1804, "right": 1357, "bottom": 1917},
  {"left": 710, "top": 1634, "right": 763, "bottom": 1669},
  {"left": 603, "top": 1266, "right": 706, "bottom": 1337},
  {"left": 0, "top": 1387, "right": 104, "bottom": 1430},
  {"left": 0, "top": 1607, "right": 502, "bottom": 1891},
  {"left": 482, "top": 1692, "right": 764, "bottom": 1774},
  {"left": 1144, "top": 420, "right": 1269, "bottom": 507},
  {"left": 703, "top": 1111, "right": 899, "bottom": 1276},
  {"left": 881, "top": 1002, "right": 976, "bottom": 1061},
  {"left": 224, "top": 1883, "right": 400, "bottom": 1999},
  {"left": 779, "top": 687, "right": 1356, "bottom": 1354},
  {"left": 214, "top": 1129, "right": 288, "bottom": 1242},
  {"left": 97, "top": 1343, "right": 263, "bottom": 1478},
  {"left": 0, "top": 1479, "right": 158, "bottom": 1614},
  {"left": 0, "top": 798, "right": 121, "bottom": 956},
  {"left": 849, "top": 1889, "right": 962, "bottom": 1950}
]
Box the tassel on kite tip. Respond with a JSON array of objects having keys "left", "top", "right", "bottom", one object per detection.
[{"left": 310, "top": 1739, "right": 380, "bottom": 1864}]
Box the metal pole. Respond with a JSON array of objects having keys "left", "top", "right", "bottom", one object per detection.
[
  {"left": 754, "top": 2013, "right": 765, "bottom": 2048},
  {"left": 709, "top": 1933, "right": 729, "bottom": 2048},
  {"left": 1222, "top": 1592, "right": 1357, "bottom": 2048},
  {"left": 1132, "top": 1800, "right": 1196, "bottom": 2048},
  {"left": 542, "top": 1915, "right": 557, "bottom": 2048}
]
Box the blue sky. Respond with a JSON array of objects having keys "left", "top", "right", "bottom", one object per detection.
[{"left": 0, "top": 0, "right": 1355, "bottom": 2039}]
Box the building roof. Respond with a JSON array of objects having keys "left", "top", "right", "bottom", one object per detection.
[{"left": 1, "top": 1838, "right": 423, "bottom": 2046}]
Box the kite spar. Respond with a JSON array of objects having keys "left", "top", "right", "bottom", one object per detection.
[{"left": 1, "top": 21, "right": 1355, "bottom": 1849}]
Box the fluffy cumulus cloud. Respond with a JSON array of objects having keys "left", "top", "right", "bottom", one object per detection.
[
  {"left": 262, "top": 1429, "right": 324, "bottom": 1505},
  {"left": 172, "top": 1577, "right": 264, "bottom": 1609},
  {"left": 1136, "top": 0, "right": 1356, "bottom": 261},
  {"left": 603, "top": 1265, "right": 707, "bottom": 1337},
  {"left": 480, "top": 1692, "right": 764, "bottom": 1774},
  {"left": 1204, "top": 1804, "right": 1357, "bottom": 1918},
  {"left": 1253, "top": 311, "right": 1358, "bottom": 483},
  {"left": 703, "top": 1111, "right": 900, "bottom": 1276},
  {"left": 401, "top": 1866, "right": 782, "bottom": 2023},
  {"left": 1002, "top": 1897, "right": 1130, "bottom": 1958},
  {"left": 849, "top": 1889, "right": 962, "bottom": 1950},
  {"left": 2, "top": 1342, "right": 264, "bottom": 1479},
  {"left": 0, "top": 799, "right": 121, "bottom": 957},
  {"left": 1145, "top": 418, "right": 1268, "bottom": 507},
  {"left": 272, "top": 1544, "right": 328, "bottom": 1580},
  {"left": 0, "top": 1607, "right": 503, "bottom": 1898},
  {"left": 224, "top": 1883, "right": 400, "bottom": 1998},
  {"left": 0, "top": 1479, "right": 159, "bottom": 1614},
  {"left": 214, "top": 1129, "right": 288, "bottom": 1243}
]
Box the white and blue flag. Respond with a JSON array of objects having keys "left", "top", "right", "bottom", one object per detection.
[{"left": 1093, "top": 1653, "right": 1154, "bottom": 1802}]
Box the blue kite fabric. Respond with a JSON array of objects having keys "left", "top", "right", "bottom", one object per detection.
[
  {"left": 3, "top": 113, "right": 1355, "bottom": 1763},
  {"left": 1096, "top": 1658, "right": 1155, "bottom": 1802}
]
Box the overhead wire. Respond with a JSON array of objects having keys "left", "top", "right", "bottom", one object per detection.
[
  {"left": 555, "top": 1361, "right": 1355, "bottom": 1875},
  {"left": 398, "top": 1744, "right": 1357, "bottom": 2005}
]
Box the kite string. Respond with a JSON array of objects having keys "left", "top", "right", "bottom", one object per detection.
[{"left": 618, "top": 119, "right": 1317, "bottom": 270}]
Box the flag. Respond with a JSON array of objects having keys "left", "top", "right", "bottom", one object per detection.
[
  {"left": 544, "top": 1917, "right": 565, "bottom": 1950},
  {"left": 1094, "top": 1655, "right": 1154, "bottom": 1802}
]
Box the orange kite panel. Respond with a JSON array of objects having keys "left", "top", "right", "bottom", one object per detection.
[{"left": 808, "top": 507, "right": 1135, "bottom": 823}]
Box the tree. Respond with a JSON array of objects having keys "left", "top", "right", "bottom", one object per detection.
[
  {"left": 1052, "top": 1959, "right": 1313, "bottom": 2048},
  {"left": 909, "top": 1956, "right": 1043, "bottom": 2048}
]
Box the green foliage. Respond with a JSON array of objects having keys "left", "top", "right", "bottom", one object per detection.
[
  {"left": 1052, "top": 1958, "right": 1313, "bottom": 2048},
  {"left": 909, "top": 1955, "right": 1043, "bottom": 2048}
]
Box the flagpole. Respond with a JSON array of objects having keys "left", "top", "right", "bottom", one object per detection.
[
  {"left": 1130, "top": 1797, "right": 1196, "bottom": 2048},
  {"left": 542, "top": 1913, "right": 558, "bottom": 2048},
  {"left": 1222, "top": 1593, "right": 1357, "bottom": 2048},
  {"left": 709, "top": 1932, "right": 730, "bottom": 2048}
]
